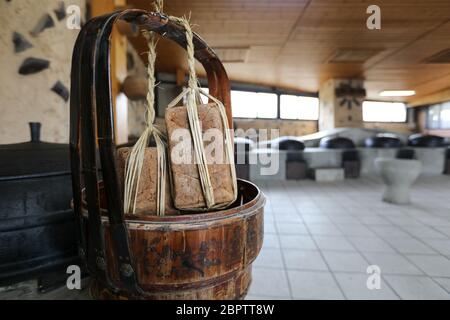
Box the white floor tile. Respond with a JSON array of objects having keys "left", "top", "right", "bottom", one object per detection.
[
  {"left": 274, "top": 214, "right": 303, "bottom": 223},
  {"left": 434, "top": 226, "right": 450, "bottom": 237},
  {"left": 307, "top": 223, "right": 343, "bottom": 236},
  {"left": 362, "top": 252, "right": 423, "bottom": 275},
  {"left": 302, "top": 215, "right": 331, "bottom": 224},
  {"left": 369, "top": 226, "right": 412, "bottom": 238},
  {"left": 279, "top": 234, "right": 317, "bottom": 250},
  {"left": 245, "top": 295, "right": 289, "bottom": 300},
  {"left": 276, "top": 222, "right": 309, "bottom": 235},
  {"left": 327, "top": 215, "right": 360, "bottom": 224},
  {"left": 416, "top": 216, "right": 450, "bottom": 227},
  {"left": 384, "top": 238, "right": 437, "bottom": 254},
  {"left": 384, "top": 275, "right": 450, "bottom": 300},
  {"left": 403, "top": 226, "right": 449, "bottom": 239},
  {"left": 348, "top": 237, "right": 396, "bottom": 253},
  {"left": 249, "top": 267, "right": 291, "bottom": 298},
  {"left": 283, "top": 249, "right": 328, "bottom": 271},
  {"left": 421, "top": 239, "right": 450, "bottom": 255},
  {"left": 357, "top": 216, "right": 391, "bottom": 226},
  {"left": 253, "top": 248, "right": 284, "bottom": 268},
  {"left": 336, "top": 224, "right": 377, "bottom": 237},
  {"left": 262, "top": 234, "right": 280, "bottom": 249},
  {"left": 334, "top": 273, "right": 399, "bottom": 300},
  {"left": 287, "top": 270, "right": 344, "bottom": 300},
  {"left": 433, "top": 277, "right": 450, "bottom": 294},
  {"left": 264, "top": 221, "right": 277, "bottom": 234},
  {"left": 406, "top": 255, "right": 450, "bottom": 277},
  {"left": 322, "top": 251, "right": 368, "bottom": 272},
  {"left": 313, "top": 236, "right": 356, "bottom": 251}
]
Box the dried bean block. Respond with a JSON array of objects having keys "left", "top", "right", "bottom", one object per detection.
[
  {"left": 165, "top": 103, "right": 235, "bottom": 210},
  {"left": 116, "top": 147, "right": 176, "bottom": 215}
]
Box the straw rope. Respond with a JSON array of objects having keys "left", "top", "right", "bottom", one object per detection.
[
  {"left": 123, "top": 1, "right": 166, "bottom": 216},
  {"left": 167, "top": 17, "right": 238, "bottom": 210}
]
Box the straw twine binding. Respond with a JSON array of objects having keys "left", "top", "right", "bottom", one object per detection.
[
  {"left": 167, "top": 17, "right": 238, "bottom": 210},
  {"left": 123, "top": 1, "right": 167, "bottom": 216}
]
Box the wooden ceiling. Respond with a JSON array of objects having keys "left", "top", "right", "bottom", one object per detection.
[{"left": 126, "top": 0, "right": 450, "bottom": 104}]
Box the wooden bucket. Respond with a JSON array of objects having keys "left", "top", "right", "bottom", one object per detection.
[
  {"left": 69, "top": 9, "right": 265, "bottom": 299},
  {"left": 83, "top": 179, "right": 264, "bottom": 300}
]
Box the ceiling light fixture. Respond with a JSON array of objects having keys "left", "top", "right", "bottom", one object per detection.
[{"left": 379, "top": 90, "right": 416, "bottom": 97}]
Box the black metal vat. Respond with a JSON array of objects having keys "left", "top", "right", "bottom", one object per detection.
[
  {"left": 365, "top": 135, "right": 403, "bottom": 148},
  {"left": 270, "top": 136, "right": 305, "bottom": 151},
  {"left": 0, "top": 123, "right": 78, "bottom": 286},
  {"left": 319, "top": 136, "right": 356, "bottom": 149},
  {"left": 234, "top": 137, "right": 254, "bottom": 180},
  {"left": 408, "top": 134, "right": 447, "bottom": 147}
]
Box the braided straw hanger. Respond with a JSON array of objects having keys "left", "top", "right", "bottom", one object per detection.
[
  {"left": 123, "top": 0, "right": 167, "bottom": 216},
  {"left": 167, "top": 16, "right": 238, "bottom": 210}
]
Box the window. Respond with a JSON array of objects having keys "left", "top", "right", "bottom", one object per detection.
[
  {"left": 280, "top": 95, "right": 319, "bottom": 120},
  {"left": 199, "top": 87, "right": 210, "bottom": 104},
  {"left": 427, "top": 104, "right": 441, "bottom": 129},
  {"left": 200, "top": 89, "right": 277, "bottom": 119},
  {"left": 440, "top": 102, "right": 450, "bottom": 128},
  {"left": 231, "top": 91, "right": 277, "bottom": 119},
  {"left": 427, "top": 101, "right": 450, "bottom": 129},
  {"left": 200, "top": 87, "right": 318, "bottom": 120},
  {"left": 362, "top": 101, "right": 407, "bottom": 122}
]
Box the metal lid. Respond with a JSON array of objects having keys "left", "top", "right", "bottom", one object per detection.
[{"left": 0, "top": 123, "right": 70, "bottom": 180}]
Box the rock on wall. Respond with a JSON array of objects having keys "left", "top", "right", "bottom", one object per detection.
[{"left": 0, "top": 0, "right": 84, "bottom": 144}]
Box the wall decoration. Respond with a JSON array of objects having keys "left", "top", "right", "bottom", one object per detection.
[
  {"left": 18, "top": 57, "right": 50, "bottom": 75},
  {"left": 319, "top": 79, "right": 366, "bottom": 130},
  {"left": 30, "top": 13, "right": 55, "bottom": 37},
  {"left": 335, "top": 81, "right": 366, "bottom": 110},
  {"left": 51, "top": 80, "right": 69, "bottom": 102},
  {"left": 13, "top": 32, "right": 33, "bottom": 53},
  {"left": 53, "top": 2, "right": 66, "bottom": 21}
]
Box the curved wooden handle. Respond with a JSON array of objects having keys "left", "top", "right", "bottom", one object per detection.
[{"left": 123, "top": 10, "right": 233, "bottom": 126}]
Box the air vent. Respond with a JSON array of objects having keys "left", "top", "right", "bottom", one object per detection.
[
  {"left": 424, "top": 49, "right": 450, "bottom": 64},
  {"left": 212, "top": 47, "right": 250, "bottom": 63},
  {"left": 327, "top": 48, "right": 381, "bottom": 63}
]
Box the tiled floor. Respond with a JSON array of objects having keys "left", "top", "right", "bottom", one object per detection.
[
  {"left": 2, "top": 176, "right": 450, "bottom": 300},
  {"left": 246, "top": 176, "right": 450, "bottom": 300}
]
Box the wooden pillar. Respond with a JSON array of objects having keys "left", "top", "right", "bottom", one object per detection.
[
  {"left": 90, "top": 0, "right": 128, "bottom": 144},
  {"left": 319, "top": 79, "right": 365, "bottom": 131},
  {"left": 176, "top": 68, "right": 186, "bottom": 86}
]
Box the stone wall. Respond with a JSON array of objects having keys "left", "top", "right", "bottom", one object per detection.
[{"left": 0, "top": 0, "right": 84, "bottom": 144}]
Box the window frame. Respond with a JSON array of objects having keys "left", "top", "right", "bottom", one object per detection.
[
  {"left": 230, "top": 89, "right": 279, "bottom": 120},
  {"left": 426, "top": 101, "right": 450, "bottom": 129},
  {"left": 223, "top": 86, "right": 319, "bottom": 121},
  {"left": 362, "top": 100, "right": 408, "bottom": 123}
]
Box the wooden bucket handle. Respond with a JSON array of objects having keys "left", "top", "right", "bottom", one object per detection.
[
  {"left": 130, "top": 10, "right": 233, "bottom": 125},
  {"left": 70, "top": 9, "right": 233, "bottom": 295}
]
